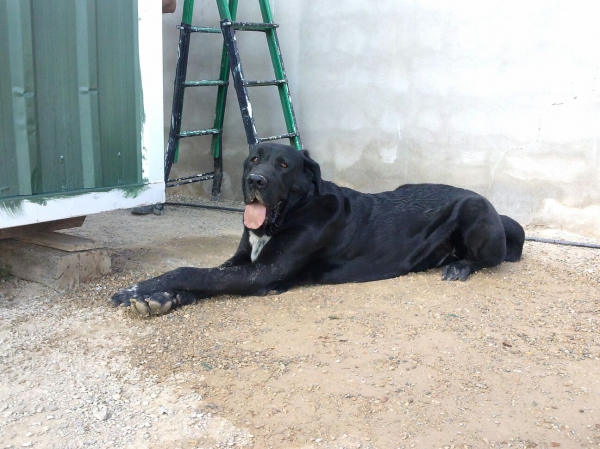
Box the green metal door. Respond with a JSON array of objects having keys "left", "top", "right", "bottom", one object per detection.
[{"left": 0, "top": 0, "right": 143, "bottom": 201}]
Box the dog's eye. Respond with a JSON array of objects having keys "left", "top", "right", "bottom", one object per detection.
[
  {"left": 280, "top": 162, "right": 288, "bottom": 169},
  {"left": 251, "top": 157, "right": 258, "bottom": 163}
]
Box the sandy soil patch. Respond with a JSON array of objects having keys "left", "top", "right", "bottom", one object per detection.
[{"left": 1, "top": 198, "right": 599, "bottom": 449}]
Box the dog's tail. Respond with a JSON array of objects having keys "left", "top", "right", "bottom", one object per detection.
[{"left": 500, "top": 215, "right": 525, "bottom": 262}]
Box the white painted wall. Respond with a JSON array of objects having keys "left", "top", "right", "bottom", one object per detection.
[{"left": 163, "top": 1, "right": 600, "bottom": 237}]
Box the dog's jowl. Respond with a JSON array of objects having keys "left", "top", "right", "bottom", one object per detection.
[{"left": 112, "top": 143, "right": 525, "bottom": 317}]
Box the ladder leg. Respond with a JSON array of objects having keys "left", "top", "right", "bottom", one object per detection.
[
  {"left": 220, "top": 20, "right": 260, "bottom": 149},
  {"left": 209, "top": 0, "right": 239, "bottom": 199},
  {"left": 209, "top": 40, "right": 229, "bottom": 199},
  {"left": 220, "top": 1, "right": 302, "bottom": 151},
  {"left": 165, "top": 23, "right": 192, "bottom": 184},
  {"left": 258, "top": 0, "right": 302, "bottom": 150}
]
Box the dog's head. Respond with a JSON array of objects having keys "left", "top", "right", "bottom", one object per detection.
[{"left": 242, "top": 143, "right": 321, "bottom": 230}]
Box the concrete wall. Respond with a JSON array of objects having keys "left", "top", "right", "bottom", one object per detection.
[{"left": 163, "top": 1, "right": 600, "bottom": 237}]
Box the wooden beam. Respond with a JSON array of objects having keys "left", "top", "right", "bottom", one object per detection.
[{"left": 0, "top": 216, "right": 85, "bottom": 240}]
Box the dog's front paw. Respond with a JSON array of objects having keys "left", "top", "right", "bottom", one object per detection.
[
  {"left": 130, "top": 292, "right": 175, "bottom": 317},
  {"left": 111, "top": 286, "right": 174, "bottom": 317},
  {"left": 442, "top": 261, "right": 471, "bottom": 281}
]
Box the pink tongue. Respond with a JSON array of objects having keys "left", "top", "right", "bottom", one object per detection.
[{"left": 244, "top": 203, "right": 267, "bottom": 229}]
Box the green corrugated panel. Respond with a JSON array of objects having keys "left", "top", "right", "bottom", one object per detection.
[
  {"left": 96, "top": 0, "right": 142, "bottom": 188},
  {"left": 0, "top": 1, "right": 17, "bottom": 198},
  {"left": 75, "top": 0, "right": 102, "bottom": 189},
  {"left": 0, "top": 0, "right": 39, "bottom": 197},
  {"left": 0, "top": 0, "right": 142, "bottom": 199},
  {"left": 33, "top": 0, "right": 85, "bottom": 193}
]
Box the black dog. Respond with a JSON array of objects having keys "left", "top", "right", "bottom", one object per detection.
[{"left": 111, "top": 143, "right": 525, "bottom": 316}]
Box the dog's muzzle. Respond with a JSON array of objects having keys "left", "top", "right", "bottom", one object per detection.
[{"left": 246, "top": 174, "right": 267, "bottom": 192}]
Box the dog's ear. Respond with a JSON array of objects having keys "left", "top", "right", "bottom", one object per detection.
[{"left": 301, "top": 149, "right": 322, "bottom": 194}]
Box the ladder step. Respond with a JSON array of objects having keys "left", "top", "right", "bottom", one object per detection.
[
  {"left": 166, "top": 171, "right": 216, "bottom": 188},
  {"left": 178, "top": 128, "right": 222, "bottom": 138},
  {"left": 222, "top": 20, "right": 279, "bottom": 32},
  {"left": 258, "top": 132, "right": 299, "bottom": 143},
  {"left": 244, "top": 79, "right": 286, "bottom": 87},
  {"left": 184, "top": 80, "right": 228, "bottom": 87},
  {"left": 186, "top": 26, "right": 222, "bottom": 34}
]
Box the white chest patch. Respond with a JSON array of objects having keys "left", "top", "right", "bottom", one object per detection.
[{"left": 249, "top": 232, "right": 271, "bottom": 262}]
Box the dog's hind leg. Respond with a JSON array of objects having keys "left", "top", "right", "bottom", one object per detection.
[
  {"left": 442, "top": 197, "right": 507, "bottom": 281},
  {"left": 500, "top": 215, "right": 525, "bottom": 262}
]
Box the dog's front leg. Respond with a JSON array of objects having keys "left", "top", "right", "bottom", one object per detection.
[
  {"left": 111, "top": 220, "right": 337, "bottom": 317},
  {"left": 110, "top": 268, "right": 205, "bottom": 316},
  {"left": 111, "top": 259, "right": 308, "bottom": 317}
]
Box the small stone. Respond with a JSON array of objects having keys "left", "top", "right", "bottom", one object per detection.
[{"left": 95, "top": 408, "right": 110, "bottom": 421}]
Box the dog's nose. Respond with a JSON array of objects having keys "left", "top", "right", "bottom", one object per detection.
[{"left": 247, "top": 174, "right": 267, "bottom": 190}]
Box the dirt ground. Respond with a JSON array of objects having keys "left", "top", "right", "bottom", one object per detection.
[{"left": 1, "top": 196, "right": 599, "bottom": 449}]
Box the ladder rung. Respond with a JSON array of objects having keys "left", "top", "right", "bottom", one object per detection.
[
  {"left": 167, "top": 171, "right": 215, "bottom": 183},
  {"left": 185, "top": 26, "right": 222, "bottom": 34},
  {"left": 178, "top": 128, "right": 222, "bottom": 138},
  {"left": 184, "top": 80, "right": 228, "bottom": 87},
  {"left": 258, "top": 133, "right": 298, "bottom": 143},
  {"left": 166, "top": 172, "right": 216, "bottom": 188},
  {"left": 244, "top": 79, "right": 286, "bottom": 87},
  {"left": 222, "top": 20, "right": 279, "bottom": 32}
]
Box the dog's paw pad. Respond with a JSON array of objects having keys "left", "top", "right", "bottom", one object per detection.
[
  {"left": 147, "top": 292, "right": 173, "bottom": 315},
  {"left": 130, "top": 292, "right": 174, "bottom": 317},
  {"left": 131, "top": 298, "right": 151, "bottom": 317}
]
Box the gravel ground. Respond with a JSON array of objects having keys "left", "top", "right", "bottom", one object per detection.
[{"left": 1, "top": 195, "right": 599, "bottom": 449}]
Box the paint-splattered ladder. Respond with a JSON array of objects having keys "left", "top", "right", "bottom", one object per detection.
[
  {"left": 164, "top": 0, "right": 302, "bottom": 200},
  {"left": 163, "top": 0, "right": 233, "bottom": 199},
  {"left": 217, "top": 0, "right": 302, "bottom": 151}
]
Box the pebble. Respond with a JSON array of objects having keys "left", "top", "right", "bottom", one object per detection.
[{"left": 95, "top": 408, "right": 110, "bottom": 421}]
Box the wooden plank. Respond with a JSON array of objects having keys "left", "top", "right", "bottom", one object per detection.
[
  {"left": 0, "top": 216, "right": 85, "bottom": 240},
  {"left": 16, "top": 231, "right": 100, "bottom": 252},
  {"left": 0, "top": 240, "right": 111, "bottom": 291}
]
